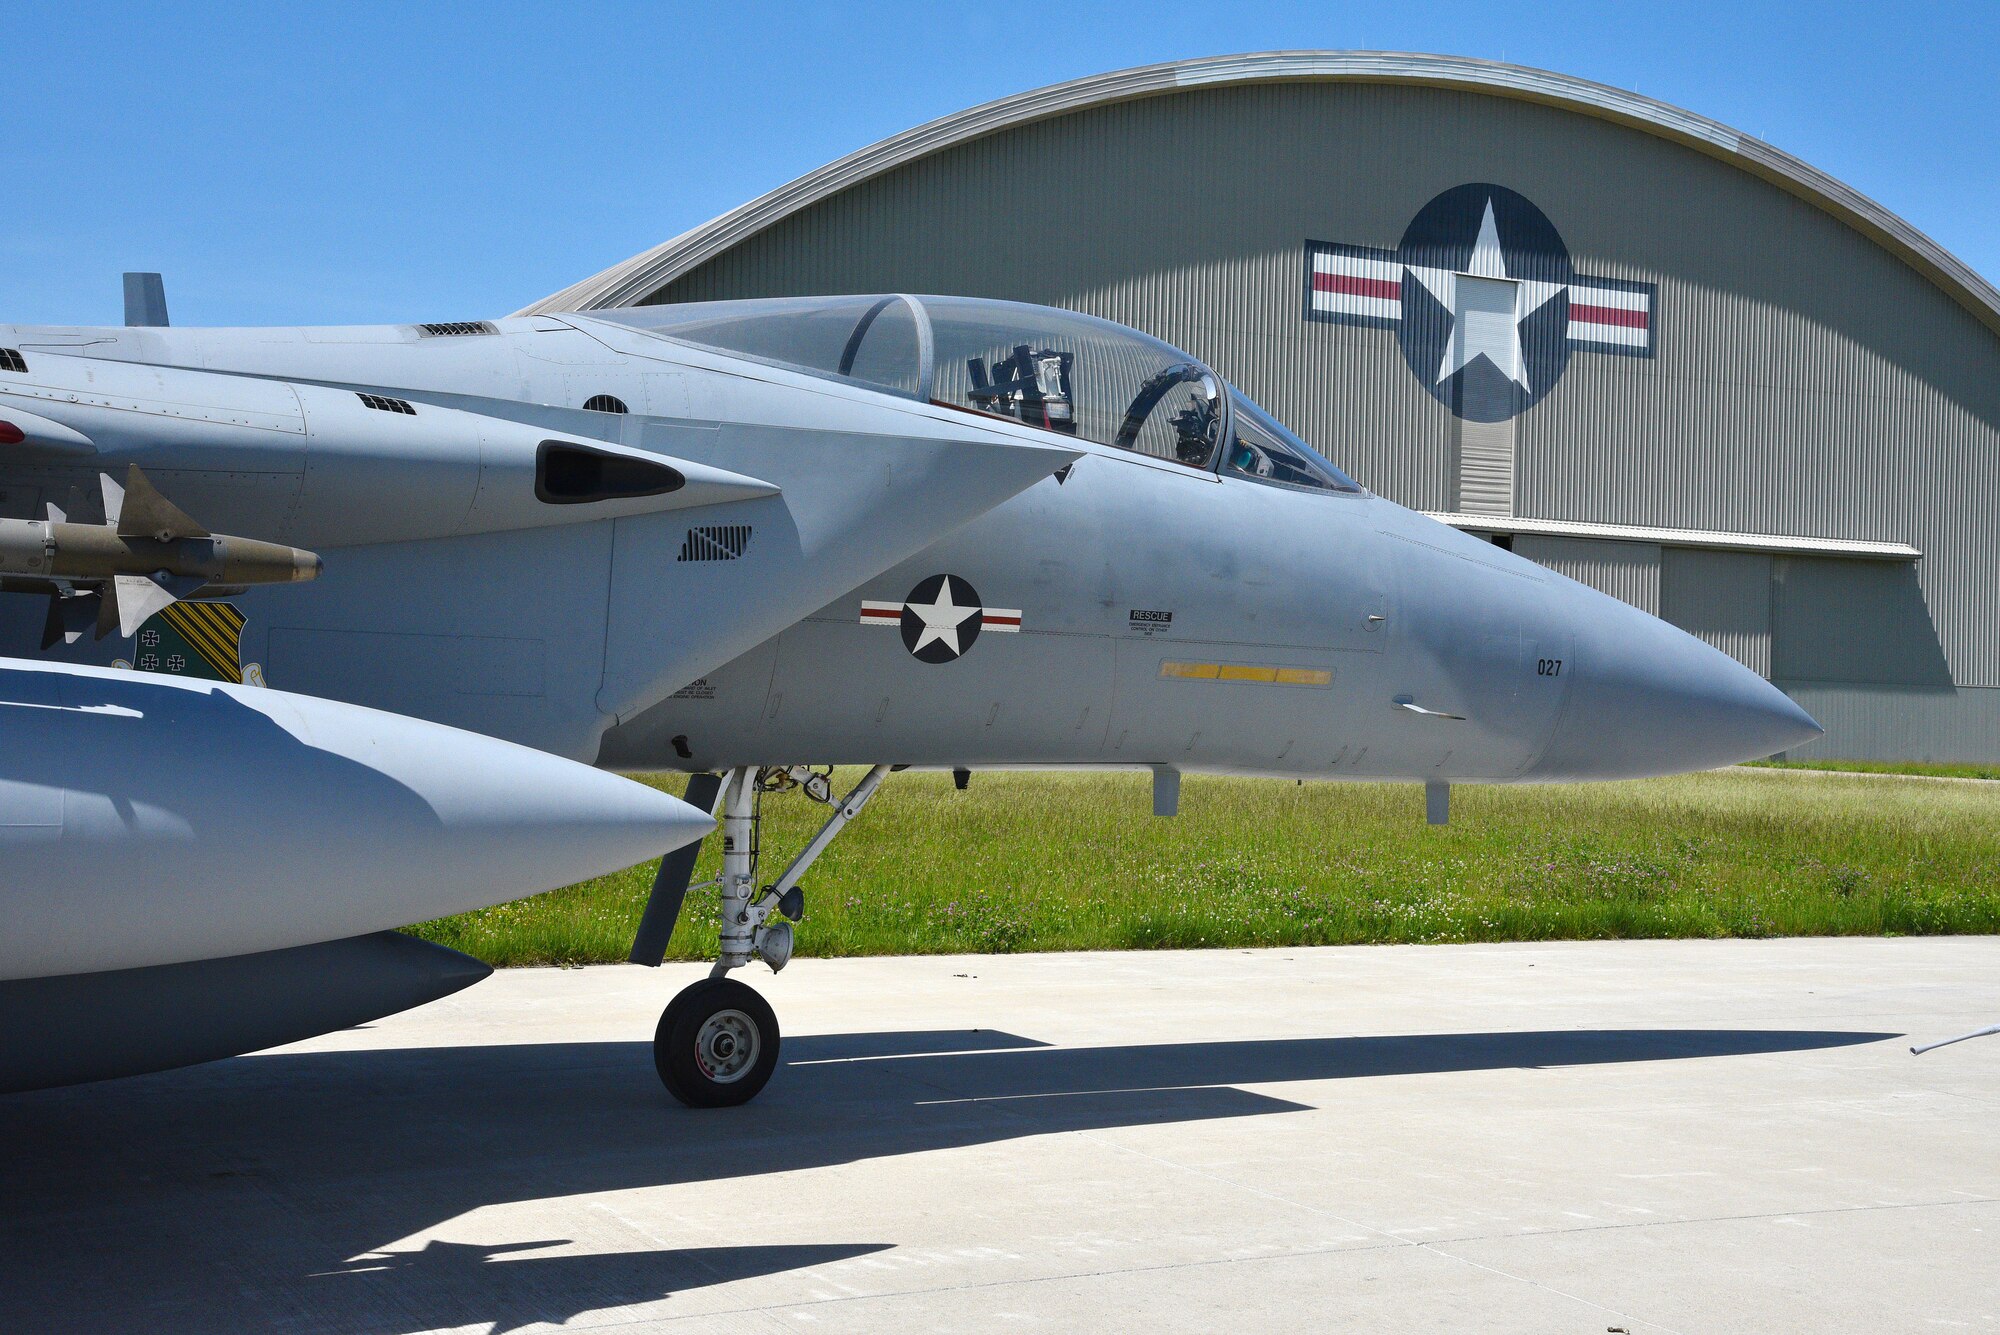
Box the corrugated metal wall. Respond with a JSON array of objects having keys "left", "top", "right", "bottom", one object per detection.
[
  {"left": 1771, "top": 557, "right": 1954, "bottom": 686},
  {"left": 1659, "top": 549, "right": 1773, "bottom": 676},
  {"left": 1456, "top": 416, "right": 1515, "bottom": 514},
  {"left": 1777, "top": 682, "right": 2000, "bottom": 763},
  {"left": 1513, "top": 536, "right": 1662, "bottom": 614},
  {"left": 649, "top": 80, "right": 2000, "bottom": 755}
]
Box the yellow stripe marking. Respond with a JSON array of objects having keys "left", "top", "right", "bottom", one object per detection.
[
  {"left": 169, "top": 607, "right": 233, "bottom": 668},
  {"left": 1159, "top": 661, "right": 1332, "bottom": 687}
]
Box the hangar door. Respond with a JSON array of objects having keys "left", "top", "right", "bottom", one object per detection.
[{"left": 1518, "top": 538, "right": 1941, "bottom": 688}]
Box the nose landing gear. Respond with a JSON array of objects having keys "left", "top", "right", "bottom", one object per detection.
[
  {"left": 634, "top": 763, "right": 891, "bottom": 1107},
  {"left": 654, "top": 976, "right": 779, "bottom": 1106}
]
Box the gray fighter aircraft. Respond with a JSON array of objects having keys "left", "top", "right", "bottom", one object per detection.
[{"left": 0, "top": 290, "right": 1819, "bottom": 1105}]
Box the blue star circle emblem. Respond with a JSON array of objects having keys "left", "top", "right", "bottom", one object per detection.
[
  {"left": 1305, "top": 183, "right": 1657, "bottom": 423},
  {"left": 1396, "top": 184, "right": 1574, "bottom": 422}
]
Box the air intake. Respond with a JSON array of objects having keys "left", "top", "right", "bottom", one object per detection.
[
  {"left": 358, "top": 393, "right": 417, "bottom": 415},
  {"left": 417, "top": 321, "right": 498, "bottom": 337},
  {"left": 678, "top": 525, "right": 752, "bottom": 562},
  {"left": 582, "top": 394, "right": 628, "bottom": 414},
  {"left": 535, "top": 442, "right": 683, "bottom": 504},
  {"left": 0, "top": 349, "right": 26, "bottom": 373}
]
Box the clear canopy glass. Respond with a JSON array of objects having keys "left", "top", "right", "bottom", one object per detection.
[
  {"left": 597, "top": 295, "right": 929, "bottom": 399},
  {"left": 595, "top": 294, "right": 1359, "bottom": 489},
  {"left": 1222, "top": 388, "right": 1361, "bottom": 493}
]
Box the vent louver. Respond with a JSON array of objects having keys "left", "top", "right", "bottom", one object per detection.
[
  {"left": 677, "top": 525, "right": 752, "bottom": 562},
  {"left": 582, "top": 394, "right": 628, "bottom": 414},
  {"left": 417, "top": 321, "right": 498, "bottom": 337},
  {"left": 0, "top": 349, "right": 26, "bottom": 373},
  {"left": 358, "top": 393, "right": 417, "bottom": 415}
]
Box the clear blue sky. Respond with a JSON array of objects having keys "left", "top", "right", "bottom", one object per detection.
[{"left": 8, "top": 1, "right": 1996, "bottom": 327}]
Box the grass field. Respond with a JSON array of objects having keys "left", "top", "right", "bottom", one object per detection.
[
  {"left": 1748, "top": 758, "right": 2000, "bottom": 781},
  {"left": 407, "top": 767, "right": 2000, "bottom": 967}
]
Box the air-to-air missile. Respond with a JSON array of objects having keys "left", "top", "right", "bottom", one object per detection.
[
  {"left": 0, "top": 656, "right": 714, "bottom": 1089},
  {"left": 0, "top": 465, "right": 322, "bottom": 645}
]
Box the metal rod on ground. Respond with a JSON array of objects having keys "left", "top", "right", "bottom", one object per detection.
[{"left": 1911, "top": 1024, "right": 2000, "bottom": 1055}]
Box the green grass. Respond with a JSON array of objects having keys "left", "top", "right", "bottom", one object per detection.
[
  {"left": 407, "top": 768, "right": 2000, "bottom": 967},
  {"left": 1746, "top": 758, "right": 2000, "bottom": 781}
]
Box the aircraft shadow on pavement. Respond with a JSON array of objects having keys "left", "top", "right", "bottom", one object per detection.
[{"left": 0, "top": 1025, "right": 1893, "bottom": 1334}]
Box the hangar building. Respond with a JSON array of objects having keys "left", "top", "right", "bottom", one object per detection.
[{"left": 527, "top": 52, "right": 2000, "bottom": 763}]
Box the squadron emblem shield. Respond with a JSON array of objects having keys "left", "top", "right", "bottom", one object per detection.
[
  {"left": 860, "top": 574, "right": 1022, "bottom": 663},
  {"left": 126, "top": 601, "right": 247, "bottom": 683}
]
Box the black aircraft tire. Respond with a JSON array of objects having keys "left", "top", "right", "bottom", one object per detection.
[{"left": 655, "top": 977, "right": 780, "bottom": 1108}]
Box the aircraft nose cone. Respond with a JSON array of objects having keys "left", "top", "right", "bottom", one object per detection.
[{"left": 1527, "top": 589, "right": 1823, "bottom": 780}]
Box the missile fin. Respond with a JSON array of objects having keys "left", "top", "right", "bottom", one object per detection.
[
  {"left": 112, "top": 574, "right": 180, "bottom": 639},
  {"left": 114, "top": 465, "right": 208, "bottom": 541},
  {"left": 40, "top": 593, "right": 94, "bottom": 651},
  {"left": 45, "top": 502, "right": 65, "bottom": 524},
  {"left": 100, "top": 472, "right": 124, "bottom": 528}
]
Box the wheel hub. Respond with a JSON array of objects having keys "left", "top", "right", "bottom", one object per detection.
[{"left": 694, "top": 1008, "right": 760, "bottom": 1083}]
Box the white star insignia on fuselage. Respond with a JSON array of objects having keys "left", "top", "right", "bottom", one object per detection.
[
  {"left": 1403, "top": 198, "right": 1565, "bottom": 391},
  {"left": 904, "top": 576, "right": 983, "bottom": 657}
]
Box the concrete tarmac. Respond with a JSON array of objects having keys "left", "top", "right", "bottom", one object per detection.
[{"left": 3, "top": 938, "right": 1996, "bottom": 1333}]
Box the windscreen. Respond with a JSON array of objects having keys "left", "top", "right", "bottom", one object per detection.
[{"left": 1223, "top": 387, "right": 1363, "bottom": 493}]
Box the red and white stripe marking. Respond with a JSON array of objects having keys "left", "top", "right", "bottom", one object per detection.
[
  {"left": 1310, "top": 251, "right": 1403, "bottom": 322},
  {"left": 860, "top": 601, "right": 1023, "bottom": 631},
  {"left": 1566, "top": 282, "right": 1651, "bottom": 351}
]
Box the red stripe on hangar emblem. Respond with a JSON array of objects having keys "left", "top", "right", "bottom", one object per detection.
[{"left": 859, "top": 575, "right": 1021, "bottom": 663}]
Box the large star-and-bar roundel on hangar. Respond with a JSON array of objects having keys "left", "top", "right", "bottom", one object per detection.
[{"left": 1305, "top": 183, "right": 1656, "bottom": 422}]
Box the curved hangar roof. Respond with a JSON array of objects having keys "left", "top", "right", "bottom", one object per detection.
[{"left": 521, "top": 50, "right": 2000, "bottom": 336}]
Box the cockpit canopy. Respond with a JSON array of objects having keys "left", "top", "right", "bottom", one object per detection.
[{"left": 594, "top": 294, "right": 1360, "bottom": 493}]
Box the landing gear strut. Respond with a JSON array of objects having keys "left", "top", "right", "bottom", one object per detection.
[{"left": 638, "top": 763, "right": 890, "bottom": 1107}]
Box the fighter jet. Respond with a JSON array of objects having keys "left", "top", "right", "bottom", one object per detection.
[{"left": 0, "top": 289, "right": 1820, "bottom": 1104}]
